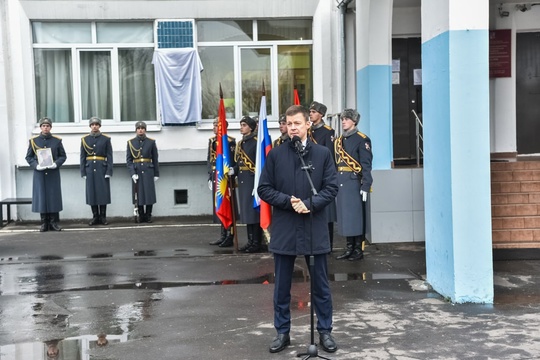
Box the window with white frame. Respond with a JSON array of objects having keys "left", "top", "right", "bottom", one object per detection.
[
  {"left": 32, "top": 21, "right": 156, "bottom": 124},
  {"left": 197, "top": 19, "right": 313, "bottom": 122}
]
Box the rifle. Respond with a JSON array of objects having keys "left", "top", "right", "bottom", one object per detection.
[{"left": 133, "top": 176, "right": 139, "bottom": 223}]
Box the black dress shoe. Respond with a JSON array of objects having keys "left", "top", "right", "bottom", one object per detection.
[
  {"left": 269, "top": 333, "right": 290, "bottom": 353},
  {"left": 319, "top": 333, "right": 337, "bottom": 353},
  {"left": 348, "top": 250, "right": 364, "bottom": 261}
]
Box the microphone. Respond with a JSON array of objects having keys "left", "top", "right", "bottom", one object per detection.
[{"left": 291, "top": 136, "right": 303, "bottom": 154}]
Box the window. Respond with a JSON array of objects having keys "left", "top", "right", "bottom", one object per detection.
[
  {"left": 32, "top": 21, "right": 156, "bottom": 124},
  {"left": 197, "top": 19, "right": 313, "bottom": 122}
]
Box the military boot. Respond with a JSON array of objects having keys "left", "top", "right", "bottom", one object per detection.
[
  {"left": 348, "top": 237, "right": 364, "bottom": 261},
  {"left": 49, "top": 213, "right": 62, "bottom": 231},
  {"left": 336, "top": 237, "right": 355, "bottom": 260},
  {"left": 244, "top": 224, "right": 262, "bottom": 253},
  {"left": 39, "top": 213, "right": 49, "bottom": 232},
  {"left": 99, "top": 205, "right": 108, "bottom": 225},
  {"left": 137, "top": 206, "right": 145, "bottom": 223},
  {"left": 89, "top": 206, "right": 100, "bottom": 226},
  {"left": 239, "top": 224, "right": 254, "bottom": 251},
  {"left": 219, "top": 228, "right": 234, "bottom": 247},
  {"left": 210, "top": 226, "right": 227, "bottom": 245},
  {"left": 145, "top": 205, "right": 153, "bottom": 223}
]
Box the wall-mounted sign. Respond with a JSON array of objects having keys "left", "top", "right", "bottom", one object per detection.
[{"left": 489, "top": 29, "right": 511, "bottom": 78}]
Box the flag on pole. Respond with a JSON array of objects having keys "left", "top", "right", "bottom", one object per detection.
[
  {"left": 253, "top": 82, "right": 273, "bottom": 229},
  {"left": 215, "top": 84, "right": 233, "bottom": 228},
  {"left": 294, "top": 84, "right": 301, "bottom": 105}
]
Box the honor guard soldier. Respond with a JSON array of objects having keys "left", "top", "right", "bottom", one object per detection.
[
  {"left": 309, "top": 101, "right": 337, "bottom": 251},
  {"left": 334, "top": 109, "right": 373, "bottom": 261},
  {"left": 25, "top": 117, "right": 67, "bottom": 232},
  {"left": 80, "top": 117, "right": 113, "bottom": 226},
  {"left": 272, "top": 114, "right": 288, "bottom": 147},
  {"left": 208, "top": 118, "right": 237, "bottom": 247},
  {"left": 127, "top": 121, "right": 159, "bottom": 223},
  {"left": 231, "top": 116, "right": 263, "bottom": 253}
]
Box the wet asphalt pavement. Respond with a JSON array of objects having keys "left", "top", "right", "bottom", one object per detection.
[{"left": 1, "top": 216, "right": 540, "bottom": 360}]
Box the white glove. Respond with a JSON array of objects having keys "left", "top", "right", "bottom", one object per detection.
[
  {"left": 132, "top": 174, "right": 138, "bottom": 183},
  {"left": 105, "top": 175, "right": 111, "bottom": 179},
  {"left": 154, "top": 177, "right": 159, "bottom": 182},
  {"left": 208, "top": 180, "right": 213, "bottom": 191},
  {"left": 228, "top": 168, "right": 235, "bottom": 176},
  {"left": 82, "top": 176, "right": 87, "bottom": 180},
  {"left": 360, "top": 190, "right": 368, "bottom": 202},
  {"left": 48, "top": 163, "right": 57, "bottom": 169},
  {"left": 36, "top": 164, "right": 45, "bottom": 171}
]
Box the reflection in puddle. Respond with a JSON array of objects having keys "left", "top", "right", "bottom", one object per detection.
[{"left": 0, "top": 333, "right": 128, "bottom": 360}]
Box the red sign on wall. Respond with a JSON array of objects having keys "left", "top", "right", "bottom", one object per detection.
[{"left": 489, "top": 29, "right": 511, "bottom": 78}]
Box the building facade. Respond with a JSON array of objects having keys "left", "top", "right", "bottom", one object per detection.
[{"left": 1, "top": 0, "right": 540, "bottom": 302}]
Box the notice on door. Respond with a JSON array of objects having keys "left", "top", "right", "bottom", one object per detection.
[{"left": 489, "top": 29, "right": 511, "bottom": 78}]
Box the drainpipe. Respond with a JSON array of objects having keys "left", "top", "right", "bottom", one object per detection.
[{"left": 337, "top": 0, "right": 353, "bottom": 113}]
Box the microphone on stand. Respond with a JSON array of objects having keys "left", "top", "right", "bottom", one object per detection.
[{"left": 291, "top": 135, "right": 304, "bottom": 155}]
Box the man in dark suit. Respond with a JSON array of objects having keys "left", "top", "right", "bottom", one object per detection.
[
  {"left": 126, "top": 121, "right": 159, "bottom": 223},
  {"left": 80, "top": 117, "right": 113, "bottom": 226},
  {"left": 258, "top": 105, "right": 339, "bottom": 354},
  {"left": 25, "top": 117, "right": 67, "bottom": 232}
]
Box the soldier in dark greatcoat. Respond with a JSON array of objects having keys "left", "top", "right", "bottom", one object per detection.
[
  {"left": 126, "top": 121, "right": 159, "bottom": 223},
  {"left": 25, "top": 117, "right": 67, "bottom": 232},
  {"left": 308, "top": 101, "right": 337, "bottom": 251},
  {"left": 257, "top": 105, "right": 339, "bottom": 354},
  {"left": 232, "top": 115, "right": 263, "bottom": 253},
  {"left": 80, "top": 117, "right": 113, "bottom": 226},
  {"left": 207, "top": 118, "right": 237, "bottom": 247},
  {"left": 334, "top": 108, "right": 373, "bottom": 261},
  {"left": 272, "top": 114, "right": 288, "bottom": 148}
]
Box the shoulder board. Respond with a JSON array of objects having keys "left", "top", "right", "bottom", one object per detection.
[
  {"left": 357, "top": 132, "right": 367, "bottom": 139},
  {"left": 52, "top": 135, "right": 62, "bottom": 140},
  {"left": 227, "top": 135, "right": 236, "bottom": 140},
  {"left": 254, "top": 136, "right": 258, "bottom": 140},
  {"left": 128, "top": 137, "right": 137, "bottom": 142},
  {"left": 147, "top": 137, "right": 155, "bottom": 141},
  {"left": 209, "top": 135, "right": 216, "bottom": 140},
  {"left": 31, "top": 135, "right": 39, "bottom": 140},
  {"left": 323, "top": 125, "right": 333, "bottom": 130},
  {"left": 102, "top": 134, "right": 110, "bottom": 138}
]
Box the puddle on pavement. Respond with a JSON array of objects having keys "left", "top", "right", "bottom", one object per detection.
[
  {"left": 11, "top": 270, "right": 422, "bottom": 296},
  {"left": 0, "top": 333, "right": 128, "bottom": 360}
]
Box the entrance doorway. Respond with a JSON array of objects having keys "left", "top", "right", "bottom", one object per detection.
[
  {"left": 516, "top": 32, "right": 540, "bottom": 155},
  {"left": 392, "top": 37, "right": 422, "bottom": 165}
]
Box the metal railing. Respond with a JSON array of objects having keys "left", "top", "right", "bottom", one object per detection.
[{"left": 411, "top": 110, "right": 424, "bottom": 167}]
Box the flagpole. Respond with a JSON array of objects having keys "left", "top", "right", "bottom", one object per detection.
[{"left": 228, "top": 177, "right": 239, "bottom": 251}]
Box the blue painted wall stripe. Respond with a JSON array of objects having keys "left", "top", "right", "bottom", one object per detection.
[
  {"left": 423, "top": 29, "right": 493, "bottom": 303},
  {"left": 357, "top": 65, "right": 392, "bottom": 170}
]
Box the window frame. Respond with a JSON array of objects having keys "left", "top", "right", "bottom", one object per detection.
[
  {"left": 32, "top": 21, "right": 157, "bottom": 126},
  {"left": 196, "top": 19, "right": 313, "bottom": 126}
]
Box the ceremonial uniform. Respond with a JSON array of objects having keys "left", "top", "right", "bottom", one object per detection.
[
  {"left": 80, "top": 117, "right": 113, "bottom": 225},
  {"left": 334, "top": 110, "right": 373, "bottom": 261},
  {"left": 207, "top": 132, "right": 237, "bottom": 246},
  {"left": 25, "top": 118, "right": 66, "bottom": 231},
  {"left": 127, "top": 122, "right": 159, "bottom": 222},
  {"left": 272, "top": 134, "right": 288, "bottom": 147},
  {"left": 309, "top": 101, "right": 337, "bottom": 251},
  {"left": 234, "top": 116, "right": 263, "bottom": 252}
]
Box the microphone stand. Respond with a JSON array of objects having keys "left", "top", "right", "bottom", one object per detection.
[{"left": 295, "top": 145, "right": 331, "bottom": 360}]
